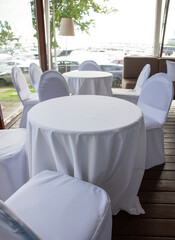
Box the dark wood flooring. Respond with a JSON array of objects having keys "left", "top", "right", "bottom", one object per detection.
[{"left": 112, "top": 101, "right": 175, "bottom": 240}]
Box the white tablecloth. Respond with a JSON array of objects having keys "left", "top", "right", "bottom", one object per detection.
[
  {"left": 27, "top": 95, "right": 146, "bottom": 215},
  {"left": 63, "top": 71, "right": 113, "bottom": 96}
]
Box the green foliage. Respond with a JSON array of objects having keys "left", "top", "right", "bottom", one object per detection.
[
  {"left": 30, "top": 0, "right": 117, "bottom": 68},
  {"left": 0, "top": 20, "right": 23, "bottom": 54},
  {"left": 0, "top": 21, "right": 14, "bottom": 47},
  {"left": 30, "top": 0, "right": 38, "bottom": 38},
  {"left": 30, "top": 0, "right": 118, "bottom": 43}
]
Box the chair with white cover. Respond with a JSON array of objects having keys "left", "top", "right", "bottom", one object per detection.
[
  {"left": 137, "top": 73, "right": 173, "bottom": 169},
  {"left": 38, "top": 70, "right": 69, "bottom": 102},
  {"left": 0, "top": 128, "right": 29, "bottom": 201},
  {"left": 11, "top": 66, "right": 39, "bottom": 128},
  {"left": 79, "top": 60, "right": 101, "bottom": 71},
  {"left": 113, "top": 64, "right": 151, "bottom": 104},
  {"left": 29, "top": 63, "right": 42, "bottom": 92},
  {"left": 2, "top": 170, "right": 112, "bottom": 240}
]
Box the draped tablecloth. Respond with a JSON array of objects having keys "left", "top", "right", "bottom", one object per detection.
[
  {"left": 63, "top": 71, "right": 113, "bottom": 96},
  {"left": 27, "top": 95, "right": 146, "bottom": 215}
]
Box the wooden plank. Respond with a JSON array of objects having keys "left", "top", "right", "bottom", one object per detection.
[
  {"left": 166, "top": 120, "right": 175, "bottom": 124},
  {"left": 140, "top": 180, "right": 175, "bottom": 191},
  {"left": 164, "top": 128, "right": 175, "bottom": 133},
  {"left": 164, "top": 125, "right": 175, "bottom": 128},
  {"left": 116, "top": 204, "right": 175, "bottom": 219},
  {"left": 141, "top": 204, "right": 175, "bottom": 218},
  {"left": 165, "top": 121, "right": 175, "bottom": 125},
  {"left": 143, "top": 170, "right": 175, "bottom": 180},
  {"left": 112, "top": 219, "right": 175, "bottom": 236},
  {"left": 164, "top": 142, "right": 175, "bottom": 148},
  {"left": 112, "top": 236, "right": 175, "bottom": 240},
  {"left": 164, "top": 133, "right": 175, "bottom": 138},
  {"left": 161, "top": 162, "right": 175, "bottom": 170},
  {"left": 164, "top": 138, "right": 175, "bottom": 143},
  {"left": 165, "top": 149, "right": 175, "bottom": 155},
  {"left": 165, "top": 156, "right": 175, "bottom": 162},
  {"left": 139, "top": 192, "right": 175, "bottom": 204}
]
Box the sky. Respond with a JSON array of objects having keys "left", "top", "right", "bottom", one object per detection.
[
  {"left": 0, "top": 0, "right": 35, "bottom": 41},
  {"left": 0, "top": 0, "right": 175, "bottom": 50}
]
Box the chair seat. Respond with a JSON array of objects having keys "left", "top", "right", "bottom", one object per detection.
[
  {"left": 6, "top": 170, "right": 112, "bottom": 240},
  {"left": 144, "top": 115, "right": 162, "bottom": 129},
  {"left": 0, "top": 129, "right": 29, "bottom": 201},
  {"left": 0, "top": 129, "right": 26, "bottom": 158},
  {"left": 113, "top": 64, "right": 151, "bottom": 104},
  {"left": 112, "top": 88, "right": 139, "bottom": 104}
]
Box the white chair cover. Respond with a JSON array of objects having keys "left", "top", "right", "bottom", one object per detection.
[
  {"left": 38, "top": 70, "right": 69, "bottom": 102},
  {"left": 11, "top": 66, "right": 39, "bottom": 128},
  {"left": 29, "top": 63, "right": 42, "bottom": 92},
  {"left": 0, "top": 129, "right": 29, "bottom": 201},
  {"left": 0, "top": 200, "right": 40, "bottom": 240},
  {"left": 137, "top": 73, "right": 174, "bottom": 169},
  {"left": 113, "top": 64, "right": 151, "bottom": 104},
  {"left": 79, "top": 60, "right": 101, "bottom": 71},
  {"left": 6, "top": 170, "right": 112, "bottom": 240}
]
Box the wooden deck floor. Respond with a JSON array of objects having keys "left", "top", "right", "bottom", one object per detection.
[{"left": 112, "top": 100, "right": 175, "bottom": 240}]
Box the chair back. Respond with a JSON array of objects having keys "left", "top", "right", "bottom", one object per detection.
[
  {"left": 134, "top": 64, "right": 151, "bottom": 92},
  {"left": 29, "top": 63, "right": 42, "bottom": 92},
  {"left": 38, "top": 70, "right": 69, "bottom": 102},
  {"left": 79, "top": 60, "right": 101, "bottom": 71},
  {"left": 0, "top": 200, "right": 40, "bottom": 240},
  {"left": 6, "top": 170, "right": 112, "bottom": 240},
  {"left": 137, "top": 73, "right": 173, "bottom": 125},
  {"left": 11, "top": 66, "right": 31, "bottom": 103}
]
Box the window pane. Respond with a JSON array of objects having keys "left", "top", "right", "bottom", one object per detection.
[
  {"left": 54, "top": 0, "right": 156, "bottom": 88},
  {"left": 162, "top": 0, "right": 175, "bottom": 57},
  {"left": 0, "top": 0, "right": 39, "bottom": 127}
]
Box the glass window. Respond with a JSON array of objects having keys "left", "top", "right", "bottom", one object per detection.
[
  {"left": 52, "top": 0, "right": 156, "bottom": 88},
  {"left": 162, "top": 0, "right": 175, "bottom": 57},
  {"left": 0, "top": 0, "right": 39, "bottom": 127}
]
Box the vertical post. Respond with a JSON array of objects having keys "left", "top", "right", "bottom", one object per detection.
[
  {"left": 159, "top": 0, "right": 170, "bottom": 57},
  {"left": 45, "top": 0, "right": 51, "bottom": 69},
  {"left": 52, "top": 1, "right": 58, "bottom": 70},
  {"left": 0, "top": 104, "right": 5, "bottom": 129},
  {"left": 35, "top": 0, "right": 48, "bottom": 71},
  {"left": 153, "top": 0, "right": 162, "bottom": 57},
  {"left": 65, "top": 36, "right": 68, "bottom": 72}
]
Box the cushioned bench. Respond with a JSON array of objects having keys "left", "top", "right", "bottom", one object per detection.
[{"left": 122, "top": 56, "right": 175, "bottom": 98}]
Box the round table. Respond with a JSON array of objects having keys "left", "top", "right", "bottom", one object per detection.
[
  {"left": 27, "top": 95, "right": 146, "bottom": 215},
  {"left": 63, "top": 70, "right": 113, "bottom": 96}
]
